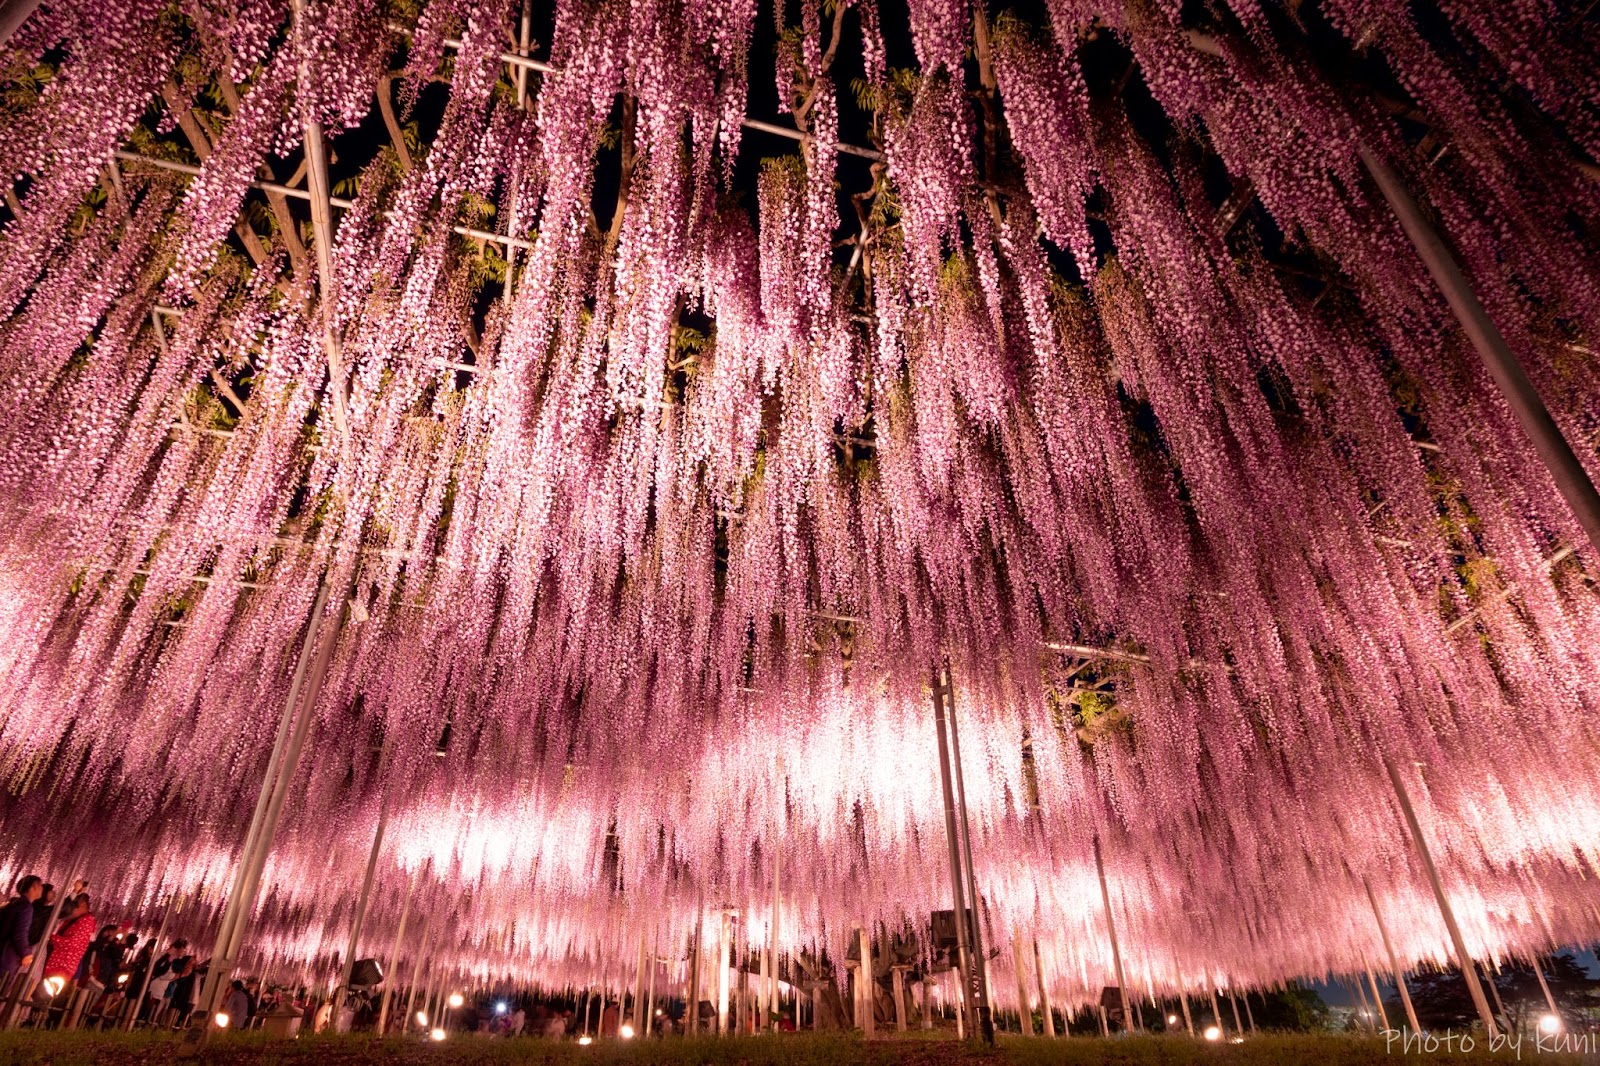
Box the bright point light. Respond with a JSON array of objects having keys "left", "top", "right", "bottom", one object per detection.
[
  {"left": 1203, "top": 1025, "right": 1222, "bottom": 1041},
  {"left": 654, "top": 1008, "right": 663, "bottom": 1016},
  {"left": 214, "top": 1012, "right": 231, "bottom": 1028},
  {"left": 495, "top": 1001, "right": 508, "bottom": 1014},
  {"left": 447, "top": 991, "right": 464, "bottom": 1008},
  {"left": 577, "top": 1034, "right": 593, "bottom": 1046},
  {"left": 1539, "top": 1013, "right": 1562, "bottom": 1035},
  {"left": 1166, "top": 1014, "right": 1178, "bottom": 1025},
  {"left": 42, "top": 976, "right": 64, "bottom": 996},
  {"left": 415, "top": 1011, "right": 428, "bottom": 1026},
  {"left": 429, "top": 1027, "right": 447, "bottom": 1041},
  {"left": 620, "top": 1022, "right": 636, "bottom": 1038},
  {"left": 117, "top": 974, "right": 129, "bottom": 985}
]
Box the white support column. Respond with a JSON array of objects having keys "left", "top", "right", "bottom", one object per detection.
[
  {"left": 338, "top": 804, "right": 389, "bottom": 1003},
  {"left": 891, "top": 966, "right": 908, "bottom": 1032},
  {"left": 1384, "top": 756, "right": 1498, "bottom": 1038},
  {"left": 856, "top": 925, "right": 875, "bottom": 1037},
  {"left": 1365, "top": 878, "right": 1421, "bottom": 1034},
  {"left": 1012, "top": 936, "right": 1034, "bottom": 1036},
  {"left": 1093, "top": 835, "right": 1133, "bottom": 1032},
  {"left": 716, "top": 910, "right": 731, "bottom": 1035},
  {"left": 1359, "top": 146, "right": 1600, "bottom": 554},
  {"left": 375, "top": 868, "right": 416, "bottom": 1035},
  {"left": 1034, "top": 938, "right": 1055, "bottom": 1037}
]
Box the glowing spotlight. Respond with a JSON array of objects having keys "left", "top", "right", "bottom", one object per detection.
[
  {"left": 117, "top": 974, "right": 129, "bottom": 985},
  {"left": 1203, "top": 1025, "right": 1221, "bottom": 1041},
  {"left": 415, "top": 1011, "right": 428, "bottom": 1026},
  {"left": 1166, "top": 1014, "right": 1178, "bottom": 1025},
  {"left": 1539, "top": 1014, "right": 1563, "bottom": 1035},
  {"left": 620, "top": 1022, "right": 636, "bottom": 1039},
  {"left": 41, "top": 976, "right": 64, "bottom": 997},
  {"left": 495, "top": 1000, "right": 508, "bottom": 1014},
  {"left": 577, "top": 1034, "right": 593, "bottom": 1046},
  {"left": 429, "top": 1027, "right": 447, "bottom": 1041},
  {"left": 654, "top": 1008, "right": 663, "bottom": 1016},
  {"left": 214, "top": 1012, "right": 231, "bottom": 1029},
  {"left": 447, "top": 991, "right": 465, "bottom": 1008}
]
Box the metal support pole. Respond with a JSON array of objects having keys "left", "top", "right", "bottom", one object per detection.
[
  {"left": 203, "top": 580, "right": 329, "bottom": 1011},
  {"left": 644, "top": 931, "right": 658, "bottom": 1036},
  {"left": 1359, "top": 146, "right": 1600, "bottom": 554},
  {"left": 687, "top": 909, "right": 702, "bottom": 1035},
  {"left": 376, "top": 868, "right": 415, "bottom": 1035},
  {"left": 716, "top": 909, "right": 730, "bottom": 1035},
  {"left": 1093, "top": 835, "right": 1133, "bottom": 1032},
  {"left": 632, "top": 928, "right": 647, "bottom": 1032},
  {"left": 1012, "top": 936, "right": 1033, "bottom": 1035},
  {"left": 1365, "top": 965, "right": 1390, "bottom": 1030},
  {"left": 931, "top": 667, "right": 978, "bottom": 1039},
  {"left": 1179, "top": 987, "right": 1194, "bottom": 1035},
  {"left": 402, "top": 918, "right": 433, "bottom": 1031},
  {"left": 338, "top": 804, "right": 389, "bottom": 1002},
  {"left": 0, "top": 0, "right": 41, "bottom": 49},
  {"left": 1384, "top": 755, "right": 1499, "bottom": 1037},
  {"left": 857, "top": 925, "right": 875, "bottom": 1036},
  {"left": 1533, "top": 957, "right": 1560, "bottom": 1022},
  {"left": 1365, "top": 877, "right": 1421, "bottom": 1033},
  {"left": 126, "top": 891, "right": 180, "bottom": 1031},
  {"left": 1034, "top": 939, "right": 1055, "bottom": 1037},
  {"left": 943, "top": 668, "right": 993, "bottom": 1041}
]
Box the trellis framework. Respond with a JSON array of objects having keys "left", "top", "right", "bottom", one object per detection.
[{"left": 0, "top": 0, "right": 1598, "bottom": 1031}]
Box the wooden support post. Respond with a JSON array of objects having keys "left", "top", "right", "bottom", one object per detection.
[
  {"left": 1178, "top": 988, "right": 1194, "bottom": 1035},
  {"left": 1012, "top": 936, "right": 1033, "bottom": 1035},
  {"left": 920, "top": 974, "right": 933, "bottom": 1030},
  {"left": 1228, "top": 988, "right": 1243, "bottom": 1034},
  {"left": 0, "top": 0, "right": 42, "bottom": 49},
  {"left": 1384, "top": 756, "right": 1499, "bottom": 1037},
  {"left": 1206, "top": 970, "right": 1223, "bottom": 1035},
  {"left": 402, "top": 918, "right": 433, "bottom": 1032},
  {"left": 645, "top": 931, "right": 658, "bottom": 1036}
]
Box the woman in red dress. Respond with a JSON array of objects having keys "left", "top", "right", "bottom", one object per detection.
[{"left": 41, "top": 894, "right": 95, "bottom": 995}]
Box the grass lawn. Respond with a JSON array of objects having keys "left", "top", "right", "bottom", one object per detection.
[{"left": 0, "top": 1030, "right": 1583, "bottom": 1066}]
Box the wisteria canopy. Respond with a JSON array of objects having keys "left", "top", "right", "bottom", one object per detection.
[{"left": 0, "top": 0, "right": 1598, "bottom": 1016}]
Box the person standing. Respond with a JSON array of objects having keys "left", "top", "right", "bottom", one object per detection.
[
  {"left": 40, "top": 893, "right": 95, "bottom": 1003},
  {"left": 26, "top": 884, "right": 54, "bottom": 954},
  {"left": 0, "top": 876, "right": 41, "bottom": 977}
]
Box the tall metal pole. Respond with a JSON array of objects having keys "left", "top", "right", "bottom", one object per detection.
[
  {"left": 1533, "top": 957, "right": 1560, "bottom": 1022},
  {"left": 338, "top": 803, "right": 389, "bottom": 1004},
  {"left": 402, "top": 916, "right": 432, "bottom": 1032},
  {"left": 943, "top": 668, "right": 993, "bottom": 1041},
  {"left": 203, "top": 580, "right": 330, "bottom": 1011},
  {"left": 687, "top": 907, "right": 702, "bottom": 1035},
  {"left": 631, "top": 928, "right": 647, "bottom": 1031},
  {"left": 375, "top": 867, "right": 415, "bottom": 1035},
  {"left": 931, "top": 667, "right": 978, "bottom": 1039},
  {"left": 1365, "top": 877, "right": 1421, "bottom": 1033},
  {"left": 1384, "top": 755, "right": 1499, "bottom": 1038},
  {"left": 644, "top": 929, "right": 658, "bottom": 1036},
  {"left": 1033, "top": 938, "right": 1055, "bottom": 1037},
  {"left": 1359, "top": 146, "right": 1600, "bottom": 554},
  {"left": 1093, "top": 835, "right": 1134, "bottom": 1032},
  {"left": 0, "top": 0, "right": 41, "bottom": 49},
  {"left": 126, "top": 891, "right": 181, "bottom": 1031},
  {"left": 207, "top": 591, "right": 347, "bottom": 1019}
]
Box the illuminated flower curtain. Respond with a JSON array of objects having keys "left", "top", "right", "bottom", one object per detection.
[{"left": 0, "top": 0, "right": 1597, "bottom": 1008}]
